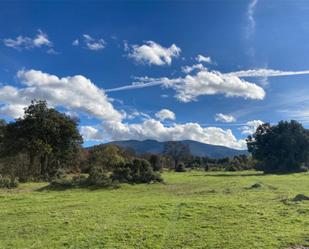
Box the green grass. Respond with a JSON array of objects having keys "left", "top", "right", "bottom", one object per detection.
[{"left": 0, "top": 170, "right": 309, "bottom": 249}]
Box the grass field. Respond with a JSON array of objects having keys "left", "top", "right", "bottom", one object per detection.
[{"left": 0, "top": 171, "right": 309, "bottom": 249}]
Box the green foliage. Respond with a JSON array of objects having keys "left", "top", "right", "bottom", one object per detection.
[
  {"left": 112, "top": 158, "right": 163, "bottom": 183},
  {"left": 163, "top": 141, "right": 191, "bottom": 167},
  {"left": 175, "top": 162, "right": 186, "bottom": 172},
  {"left": 0, "top": 175, "right": 19, "bottom": 188},
  {"left": 184, "top": 154, "right": 255, "bottom": 172},
  {"left": 87, "top": 144, "right": 126, "bottom": 171},
  {"left": 148, "top": 154, "right": 162, "bottom": 171},
  {"left": 51, "top": 169, "right": 113, "bottom": 188},
  {"left": 247, "top": 120, "right": 309, "bottom": 173},
  {"left": 87, "top": 167, "right": 113, "bottom": 187},
  {"left": 1, "top": 100, "right": 83, "bottom": 180}
]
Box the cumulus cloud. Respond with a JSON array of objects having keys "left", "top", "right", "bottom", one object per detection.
[
  {"left": 73, "top": 34, "right": 106, "bottom": 51},
  {"left": 196, "top": 54, "right": 212, "bottom": 64},
  {"left": 155, "top": 109, "right": 176, "bottom": 121},
  {"left": 239, "top": 120, "right": 264, "bottom": 135},
  {"left": 0, "top": 69, "right": 123, "bottom": 121},
  {"left": 133, "top": 70, "right": 265, "bottom": 102},
  {"left": 80, "top": 126, "right": 104, "bottom": 141},
  {"left": 3, "top": 30, "right": 53, "bottom": 51},
  {"left": 0, "top": 103, "right": 25, "bottom": 118},
  {"left": 107, "top": 71, "right": 265, "bottom": 101},
  {"left": 215, "top": 113, "right": 236, "bottom": 123},
  {"left": 102, "top": 120, "right": 246, "bottom": 149},
  {"left": 107, "top": 67, "right": 309, "bottom": 102},
  {"left": 127, "top": 41, "right": 181, "bottom": 66}
]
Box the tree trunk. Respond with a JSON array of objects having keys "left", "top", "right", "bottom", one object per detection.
[
  {"left": 28, "top": 153, "right": 35, "bottom": 179},
  {"left": 40, "top": 154, "right": 49, "bottom": 179}
]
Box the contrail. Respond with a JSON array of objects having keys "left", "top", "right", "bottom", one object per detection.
[
  {"left": 105, "top": 81, "right": 164, "bottom": 92},
  {"left": 105, "top": 69, "right": 309, "bottom": 93}
]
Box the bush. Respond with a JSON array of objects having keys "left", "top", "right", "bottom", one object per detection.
[
  {"left": 112, "top": 159, "right": 163, "bottom": 184},
  {"left": 0, "top": 175, "right": 19, "bottom": 188},
  {"left": 72, "top": 175, "right": 88, "bottom": 185},
  {"left": 50, "top": 177, "right": 74, "bottom": 188},
  {"left": 175, "top": 163, "right": 186, "bottom": 172},
  {"left": 54, "top": 168, "right": 67, "bottom": 179},
  {"left": 50, "top": 171, "right": 112, "bottom": 188},
  {"left": 112, "top": 163, "right": 132, "bottom": 183},
  {"left": 87, "top": 167, "right": 113, "bottom": 187},
  {"left": 225, "top": 164, "right": 240, "bottom": 172}
]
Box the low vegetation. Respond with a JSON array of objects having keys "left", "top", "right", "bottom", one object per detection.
[{"left": 0, "top": 171, "right": 308, "bottom": 249}]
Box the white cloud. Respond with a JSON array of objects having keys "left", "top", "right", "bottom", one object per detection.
[
  {"left": 0, "top": 69, "right": 123, "bottom": 121},
  {"left": 102, "top": 119, "right": 246, "bottom": 149},
  {"left": 107, "top": 72, "right": 265, "bottom": 102},
  {"left": 107, "top": 67, "right": 309, "bottom": 102},
  {"left": 125, "top": 111, "right": 150, "bottom": 120},
  {"left": 196, "top": 54, "right": 212, "bottom": 64},
  {"left": 0, "top": 104, "right": 25, "bottom": 118},
  {"left": 152, "top": 70, "right": 265, "bottom": 102},
  {"left": 127, "top": 41, "right": 181, "bottom": 66},
  {"left": 73, "top": 34, "right": 106, "bottom": 50},
  {"left": 107, "top": 71, "right": 265, "bottom": 101},
  {"left": 72, "top": 39, "right": 79, "bottom": 46},
  {"left": 46, "top": 48, "right": 59, "bottom": 55},
  {"left": 155, "top": 109, "right": 176, "bottom": 121},
  {"left": 215, "top": 113, "right": 236, "bottom": 123},
  {"left": 279, "top": 109, "right": 309, "bottom": 124},
  {"left": 3, "top": 30, "right": 53, "bottom": 51},
  {"left": 181, "top": 63, "right": 206, "bottom": 74},
  {"left": 239, "top": 120, "right": 264, "bottom": 135},
  {"left": 33, "top": 30, "right": 52, "bottom": 47},
  {"left": 83, "top": 34, "right": 106, "bottom": 50},
  {"left": 80, "top": 126, "right": 104, "bottom": 141}
]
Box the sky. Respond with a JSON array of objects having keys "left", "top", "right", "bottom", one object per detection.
[{"left": 1, "top": 1, "right": 309, "bottom": 149}]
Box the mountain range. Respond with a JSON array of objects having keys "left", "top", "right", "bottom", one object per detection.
[{"left": 108, "top": 139, "right": 248, "bottom": 158}]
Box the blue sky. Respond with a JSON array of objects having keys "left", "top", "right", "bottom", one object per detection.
[{"left": 1, "top": 1, "right": 309, "bottom": 149}]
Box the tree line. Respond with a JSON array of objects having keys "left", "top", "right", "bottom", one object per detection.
[{"left": 1, "top": 100, "right": 308, "bottom": 188}]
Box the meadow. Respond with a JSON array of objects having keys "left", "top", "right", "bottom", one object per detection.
[{"left": 0, "top": 171, "right": 308, "bottom": 249}]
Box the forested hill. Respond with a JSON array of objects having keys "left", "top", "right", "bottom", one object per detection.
[{"left": 107, "top": 139, "right": 248, "bottom": 158}]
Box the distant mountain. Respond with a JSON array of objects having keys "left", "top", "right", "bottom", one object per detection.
[{"left": 108, "top": 139, "right": 248, "bottom": 158}]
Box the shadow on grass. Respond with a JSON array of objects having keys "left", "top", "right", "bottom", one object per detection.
[
  {"left": 202, "top": 172, "right": 264, "bottom": 177},
  {"left": 36, "top": 184, "right": 119, "bottom": 192},
  {"left": 202, "top": 170, "right": 308, "bottom": 177}
]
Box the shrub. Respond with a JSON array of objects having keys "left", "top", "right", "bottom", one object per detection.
[
  {"left": 112, "top": 159, "right": 163, "bottom": 184},
  {"left": 0, "top": 175, "right": 19, "bottom": 188},
  {"left": 225, "top": 164, "right": 240, "bottom": 172},
  {"left": 54, "top": 168, "right": 67, "bottom": 179},
  {"left": 87, "top": 167, "right": 113, "bottom": 187},
  {"left": 175, "top": 162, "right": 186, "bottom": 172},
  {"left": 50, "top": 177, "right": 74, "bottom": 188},
  {"left": 72, "top": 175, "right": 88, "bottom": 185},
  {"left": 112, "top": 163, "right": 132, "bottom": 183}
]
